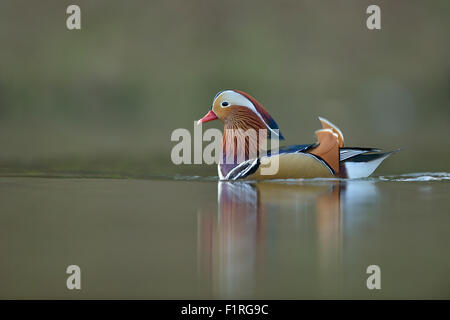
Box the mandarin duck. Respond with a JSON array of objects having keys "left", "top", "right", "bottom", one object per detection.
[{"left": 198, "top": 90, "right": 396, "bottom": 180}]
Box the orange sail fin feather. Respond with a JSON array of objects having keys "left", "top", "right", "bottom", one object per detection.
[
  {"left": 318, "top": 116, "right": 344, "bottom": 148},
  {"left": 309, "top": 128, "right": 341, "bottom": 174},
  {"left": 197, "top": 90, "right": 397, "bottom": 180}
]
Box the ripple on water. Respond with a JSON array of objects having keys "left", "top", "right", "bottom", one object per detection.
[
  {"left": 168, "top": 172, "right": 450, "bottom": 183},
  {"left": 173, "top": 172, "right": 450, "bottom": 183},
  {"left": 2, "top": 172, "right": 449, "bottom": 183},
  {"left": 379, "top": 172, "right": 450, "bottom": 182}
]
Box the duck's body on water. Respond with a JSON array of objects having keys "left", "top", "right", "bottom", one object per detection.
[{"left": 198, "top": 90, "right": 396, "bottom": 181}]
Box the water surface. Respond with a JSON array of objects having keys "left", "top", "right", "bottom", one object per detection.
[{"left": 0, "top": 173, "right": 449, "bottom": 299}]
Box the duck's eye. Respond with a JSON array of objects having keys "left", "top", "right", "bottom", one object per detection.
[{"left": 221, "top": 101, "right": 229, "bottom": 107}]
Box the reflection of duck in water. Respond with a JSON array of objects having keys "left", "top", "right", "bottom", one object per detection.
[
  {"left": 197, "top": 180, "right": 350, "bottom": 298},
  {"left": 198, "top": 90, "right": 397, "bottom": 180}
]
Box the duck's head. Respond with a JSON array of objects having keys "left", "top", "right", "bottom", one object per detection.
[{"left": 198, "top": 90, "right": 285, "bottom": 140}]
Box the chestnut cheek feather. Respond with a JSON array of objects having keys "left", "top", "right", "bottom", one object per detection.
[{"left": 221, "top": 107, "right": 270, "bottom": 164}]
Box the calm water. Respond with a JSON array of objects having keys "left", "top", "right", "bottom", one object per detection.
[{"left": 0, "top": 173, "right": 449, "bottom": 299}]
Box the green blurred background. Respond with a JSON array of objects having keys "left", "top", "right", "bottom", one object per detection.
[{"left": 0, "top": 0, "right": 449, "bottom": 178}]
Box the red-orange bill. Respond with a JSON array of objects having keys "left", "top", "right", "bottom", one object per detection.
[{"left": 197, "top": 110, "right": 218, "bottom": 124}]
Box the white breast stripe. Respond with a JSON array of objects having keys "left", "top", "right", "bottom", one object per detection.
[
  {"left": 233, "top": 158, "right": 259, "bottom": 180},
  {"left": 222, "top": 160, "right": 252, "bottom": 180}
]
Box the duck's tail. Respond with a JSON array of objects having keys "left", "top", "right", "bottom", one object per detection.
[
  {"left": 308, "top": 117, "right": 397, "bottom": 178},
  {"left": 339, "top": 148, "right": 399, "bottom": 179}
]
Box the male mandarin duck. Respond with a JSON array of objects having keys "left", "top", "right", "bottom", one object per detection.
[{"left": 198, "top": 90, "right": 396, "bottom": 180}]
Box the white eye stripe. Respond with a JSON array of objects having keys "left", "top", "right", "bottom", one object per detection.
[{"left": 213, "top": 90, "right": 281, "bottom": 138}]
